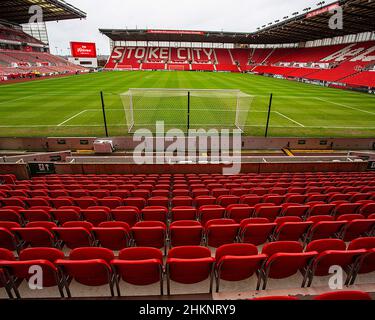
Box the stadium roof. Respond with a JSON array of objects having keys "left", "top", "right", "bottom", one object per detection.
[
  {"left": 0, "top": 0, "right": 86, "bottom": 24},
  {"left": 100, "top": 0, "right": 374, "bottom": 45}
]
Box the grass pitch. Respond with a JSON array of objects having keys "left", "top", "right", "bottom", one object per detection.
[{"left": 0, "top": 71, "right": 374, "bottom": 137}]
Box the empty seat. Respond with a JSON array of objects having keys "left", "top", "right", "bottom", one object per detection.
[
  {"left": 306, "top": 243, "right": 365, "bottom": 287},
  {"left": 305, "top": 218, "right": 346, "bottom": 243},
  {"left": 13, "top": 223, "right": 57, "bottom": 248},
  {"left": 195, "top": 196, "right": 216, "bottom": 208},
  {"left": 141, "top": 206, "right": 168, "bottom": 222},
  {"left": 281, "top": 205, "right": 309, "bottom": 218},
  {"left": 20, "top": 209, "right": 52, "bottom": 223},
  {"left": 239, "top": 218, "right": 276, "bottom": 246},
  {"left": 215, "top": 243, "right": 267, "bottom": 292},
  {"left": 226, "top": 204, "right": 253, "bottom": 223},
  {"left": 111, "top": 207, "right": 139, "bottom": 226},
  {"left": 50, "top": 208, "right": 81, "bottom": 225},
  {"left": 56, "top": 247, "right": 115, "bottom": 297},
  {"left": 348, "top": 237, "right": 375, "bottom": 285},
  {"left": 272, "top": 217, "right": 313, "bottom": 241},
  {"left": 92, "top": 222, "right": 130, "bottom": 250},
  {"left": 308, "top": 204, "right": 335, "bottom": 217},
  {"left": 53, "top": 222, "right": 95, "bottom": 249},
  {"left": 198, "top": 205, "right": 225, "bottom": 225},
  {"left": 172, "top": 196, "right": 193, "bottom": 207},
  {"left": 254, "top": 205, "right": 282, "bottom": 222},
  {"left": 123, "top": 197, "right": 146, "bottom": 210},
  {"left": 217, "top": 195, "right": 240, "bottom": 207},
  {"left": 166, "top": 246, "right": 215, "bottom": 295},
  {"left": 111, "top": 247, "right": 164, "bottom": 296},
  {"left": 1, "top": 255, "right": 64, "bottom": 298},
  {"left": 170, "top": 207, "right": 197, "bottom": 221},
  {"left": 205, "top": 219, "right": 240, "bottom": 248},
  {"left": 0, "top": 223, "right": 21, "bottom": 252},
  {"left": 339, "top": 217, "right": 375, "bottom": 241},
  {"left": 169, "top": 221, "right": 203, "bottom": 248},
  {"left": 0, "top": 209, "right": 23, "bottom": 224},
  {"left": 260, "top": 241, "right": 317, "bottom": 289},
  {"left": 334, "top": 203, "right": 361, "bottom": 217},
  {"left": 131, "top": 221, "right": 167, "bottom": 254},
  {"left": 81, "top": 209, "right": 111, "bottom": 226}
]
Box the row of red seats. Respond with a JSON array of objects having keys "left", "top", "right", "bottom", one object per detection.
[
  {"left": 1, "top": 213, "right": 374, "bottom": 256},
  {"left": 1, "top": 199, "right": 375, "bottom": 225},
  {"left": 2, "top": 181, "right": 375, "bottom": 196},
  {"left": 1, "top": 190, "right": 375, "bottom": 211},
  {"left": 1, "top": 237, "right": 374, "bottom": 298}
]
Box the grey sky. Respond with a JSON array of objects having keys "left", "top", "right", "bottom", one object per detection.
[{"left": 46, "top": 0, "right": 336, "bottom": 55}]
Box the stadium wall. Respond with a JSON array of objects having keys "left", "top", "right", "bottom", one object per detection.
[
  {"left": 0, "top": 161, "right": 368, "bottom": 181},
  {"left": 0, "top": 137, "right": 375, "bottom": 152}
]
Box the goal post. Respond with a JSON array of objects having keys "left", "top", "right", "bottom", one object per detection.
[{"left": 119, "top": 88, "right": 254, "bottom": 133}]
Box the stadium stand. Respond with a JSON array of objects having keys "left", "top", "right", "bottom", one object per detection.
[
  {"left": 105, "top": 41, "right": 375, "bottom": 88},
  {"left": 0, "top": 172, "right": 374, "bottom": 298},
  {"left": 0, "top": 23, "right": 88, "bottom": 81}
]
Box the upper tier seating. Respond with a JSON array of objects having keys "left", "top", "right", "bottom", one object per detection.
[{"left": 105, "top": 42, "right": 375, "bottom": 87}]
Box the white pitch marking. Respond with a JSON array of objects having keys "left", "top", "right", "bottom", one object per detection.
[
  {"left": 315, "top": 97, "right": 375, "bottom": 115},
  {"left": 274, "top": 111, "right": 305, "bottom": 127},
  {"left": 0, "top": 95, "right": 36, "bottom": 105},
  {"left": 57, "top": 110, "right": 88, "bottom": 126}
]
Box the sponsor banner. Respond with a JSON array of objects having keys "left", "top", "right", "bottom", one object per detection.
[
  {"left": 306, "top": 3, "right": 340, "bottom": 18},
  {"left": 147, "top": 30, "right": 205, "bottom": 35},
  {"left": 70, "top": 42, "right": 97, "bottom": 58}
]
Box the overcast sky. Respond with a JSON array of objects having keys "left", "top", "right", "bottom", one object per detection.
[{"left": 46, "top": 0, "right": 336, "bottom": 55}]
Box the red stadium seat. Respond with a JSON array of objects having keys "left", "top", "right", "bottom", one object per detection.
[
  {"left": 260, "top": 241, "right": 317, "bottom": 289},
  {"left": 56, "top": 247, "right": 115, "bottom": 297},
  {"left": 131, "top": 221, "right": 167, "bottom": 254},
  {"left": 348, "top": 237, "right": 375, "bottom": 284},
  {"left": 50, "top": 208, "right": 81, "bottom": 225},
  {"left": 170, "top": 206, "right": 197, "bottom": 221},
  {"left": 169, "top": 221, "right": 204, "bottom": 248},
  {"left": 20, "top": 209, "right": 52, "bottom": 223},
  {"left": 272, "top": 218, "right": 313, "bottom": 241},
  {"left": 226, "top": 204, "right": 253, "bottom": 223},
  {"left": 110, "top": 207, "right": 139, "bottom": 226},
  {"left": 111, "top": 247, "right": 164, "bottom": 296},
  {"left": 13, "top": 223, "right": 57, "bottom": 248},
  {"left": 92, "top": 222, "right": 130, "bottom": 250},
  {"left": 198, "top": 205, "right": 225, "bottom": 225},
  {"left": 239, "top": 218, "right": 276, "bottom": 246},
  {"left": 253, "top": 205, "right": 282, "bottom": 222},
  {"left": 123, "top": 197, "right": 146, "bottom": 210},
  {"left": 305, "top": 219, "right": 346, "bottom": 243},
  {"left": 81, "top": 209, "right": 111, "bottom": 226},
  {"left": 166, "top": 246, "right": 215, "bottom": 295},
  {"left": 215, "top": 243, "right": 267, "bottom": 292},
  {"left": 141, "top": 206, "right": 168, "bottom": 222},
  {"left": 52, "top": 222, "right": 95, "bottom": 249},
  {"left": 205, "top": 219, "right": 240, "bottom": 248}
]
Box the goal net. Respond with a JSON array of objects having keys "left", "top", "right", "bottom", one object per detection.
[{"left": 119, "top": 88, "right": 254, "bottom": 133}]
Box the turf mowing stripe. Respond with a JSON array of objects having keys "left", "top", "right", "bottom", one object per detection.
[
  {"left": 314, "top": 97, "right": 375, "bottom": 115},
  {"left": 0, "top": 95, "right": 36, "bottom": 105},
  {"left": 58, "top": 110, "right": 88, "bottom": 126},
  {"left": 274, "top": 111, "right": 305, "bottom": 127}
]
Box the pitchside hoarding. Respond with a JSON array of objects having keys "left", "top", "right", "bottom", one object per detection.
[{"left": 69, "top": 42, "right": 98, "bottom": 68}]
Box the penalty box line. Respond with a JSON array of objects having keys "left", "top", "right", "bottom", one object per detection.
[{"left": 58, "top": 110, "right": 88, "bottom": 127}]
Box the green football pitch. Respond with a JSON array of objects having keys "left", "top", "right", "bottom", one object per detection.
[{"left": 0, "top": 71, "right": 374, "bottom": 138}]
